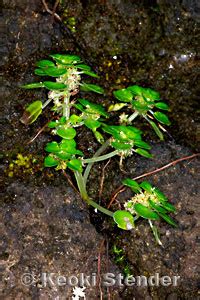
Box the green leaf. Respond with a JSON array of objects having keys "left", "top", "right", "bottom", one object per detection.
[
  {"left": 153, "top": 188, "right": 168, "bottom": 202},
  {"left": 43, "top": 81, "right": 67, "bottom": 90},
  {"left": 132, "top": 101, "right": 149, "bottom": 112},
  {"left": 160, "top": 202, "right": 176, "bottom": 212},
  {"left": 155, "top": 102, "right": 169, "bottom": 110},
  {"left": 69, "top": 114, "right": 82, "bottom": 125},
  {"left": 113, "top": 210, "right": 135, "bottom": 230},
  {"left": 111, "top": 142, "right": 132, "bottom": 151},
  {"left": 134, "top": 140, "right": 151, "bottom": 150},
  {"left": 149, "top": 121, "right": 164, "bottom": 140},
  {"left": 44, "top": 155, "right": 58, "bottom": 167},
  {"left": 134, "top": 203, "right": 160, "bottom": 220},
  {"left": 45, "top": 141, "right": 60, "bottom": 153},
  {"left": 143, "top": 88, "right": 160, "bottom": 101},
  {"left": 159, "top": 213, "right": 177, "bottom": 227},
  {"left": 102, "top": 125, "right": 141, "bottom": 142},
  {"left": 73, "top": 103, "right": 85, "bottom": 112},
  {"left": 48, "top": 121, "right": 58, "bottom": 128},
  {"left": 80, "top": 83, "right": 104, "bottom": 94},
  {"left": 44, "top": 67, "right": 67, "bottom": 77},
  {"left": 21, "top": 82, "right": 44, "bottom": 89},
  {"left": 135, "top": 148, "right": 152, "bottom": 158},
  {"left": 59, "top": 139, "right": 82, "bottom": 156},
  {"left": 76, "top": 64, "right": 91, "bottom": 71},
  {"left": 122, "top": 178, "right": 141, "bottom": 193},
  {"left": 93, "top": 131, "right": 104, "bottom": 144},
  {"left": 84, "top": 118, "right": 101, "bottom": 130},
  {"left": 57, "top": 127, "right": 76, "bottom": 139},
  {"left": 127, "top": 85, "right": 143, "bottom": 96},
  {"left": 128, "top": 85, "right": 160, "bottom": 101},
  {"left": 55, "top": 152, "right": 72, "bottom": 160},
  {"left": 67, "top": 159, "right": 83, "bottom": 172},
  {"left": 113, "top": 89, "right": 133, "bottom": 102},
  {"left": 78, "top": 99, "right": 109, "bottom": 117},
  {"left": 36, "top": 60, "right": 55, "bottom": 68},
  {"left": 154, "top": 112, "right": 171, "bottom": 125},
  {"left": 108, "top": 103, "right": 127, "bottom": 112},
  {"left": 20, "top": 100, "right": 42, "bottom": 125},
  {"left": 59, "top": 116, "right": 67, "bottom": 124},
  {"left": 140, "top": 181, "right": 153, "bottom": 192},
  {"left": 148, "top": 199, "right": 167, "bottom": 213},
  {"left": 50, "top": 54, "right": 81, "bottom": 65},
  {"left": 34, "top": 68, "right": 47, "bottom": 76},
  {"left": 60, "top": 139, "right": 76, "bottom": 150},
  {"left": 83, "top": 70, "right": 99, "bottom": 78}
]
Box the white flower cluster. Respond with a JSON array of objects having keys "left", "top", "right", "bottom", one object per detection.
[{"left": 124, "top": 190, "right": 158, "bottom": 214}]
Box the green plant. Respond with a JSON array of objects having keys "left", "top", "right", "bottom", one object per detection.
[{"left": 21, "top": 53, "right": 177, "bottom": 244}]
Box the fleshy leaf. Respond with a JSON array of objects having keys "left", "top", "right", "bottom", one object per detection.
[
  {"left": 160, "top": 202, "right": 176, "bottom": 212},
  {"left": 159, "top": 213, "right": 177, "bottom": 227},
  {"left": 20, "top": 100, "right": 42, "bottom": 125},
  {"left": 57, "top": 127, "right": 76, "bottom": 139},
  {"left": 113, "top": 89, "right": 133, "bottom": 102},
  {"left": 127, "top": 85, "right": 143, "bottom": 96},
  {"left": 154, "top": 112, "right": 171, "bottom": 126},
  {"left": 48, "top": 121, "right": 58, "bottom": 128},
  {"left": 76, "top": 64, "right": 91, "bottom": 71},
  {"left": 111, "top": 142, "right": 132, "bottom": 151},
  {"left": 155, "top": 102, "right": 169, "bottom": 110},
  {"left": 43, "top": 81, "right": 67, "bottom": 90},
  {"left": 108, "top": 103, "right": 127, "bottom": 112},
  {"left": 148, "top": 200, "right": 167, "bottom": 213},
  {"left": 34, "top": 68, "right": 47, "bottom": 76},
  {"left": 44, "top": 156, "right": 59, "bottom": 167},
  {"left": 135, "top": 148, "right": 152, "bottom": 158},
  {"left": 93, "top": 131, "right": 104, "bottom": 143},
  {"left": 134, "top": 140, "right": 151, "bottom": 150},
  {"left": 69, "top": 114, "right": 83, "bottom": 125},
  {"left": 36, "top": 60, "right": 55, "bottom": 68},
  {"left": 55, "top": 152, "right": 72, "bottom": 160},
  {"left": 83, "top": 70, "right": 99, "bottom": 78},
  {"left": 134, "top": 203, "right": 160, "bottom": 220},
  {"left": 84, "top": 118, "right": 101, "bottom": 130},
  {"left": 153, "top": 188, "right": 168, "bottom": 202},
  {"left": 149, "top": 121, "right": 164, "bottom": 140},
  {"left": 80, "top": 83, "right": 104, "bottom": 94},
  {"left": 45, "top": 141, "right": 60, "bottom": 153},
  {"left": 113, "top": 210, "right": 135, "bottom": 230},
  {"left": 50, "top": 54, "right": 81, "bottom": 65},
  {"left": 67, "top": 159, "right": 83, "bottom": 172},
  {"left": 140, "top": 181, "right": 153, "bottom": 192},
  {"left": 44, "top": 67, "right": 67, "bottom": 77},
  {"left": 21, "top": 82, "right": 44, "bottom": 89},
  {"left": 78, "top": 99, "right": 109, "bottom": 117},
  {"left": 122, "top": 178, "right": 141, "bottom": 193}
]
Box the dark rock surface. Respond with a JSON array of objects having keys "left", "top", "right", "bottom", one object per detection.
[{"left": 1, "top": 0, "right": 199, "bottom": 299}]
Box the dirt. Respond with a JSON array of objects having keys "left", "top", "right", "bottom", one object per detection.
[{"left": 0, "top": 0, "right": 199, "bottom": 299}]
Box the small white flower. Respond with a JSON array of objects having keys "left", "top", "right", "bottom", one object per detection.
[{"left": 72, "top": 286, "right": 86, "bottom": 299}]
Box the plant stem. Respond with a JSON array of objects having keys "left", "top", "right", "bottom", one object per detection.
[
  {"left": 42, "top": 98, "right": 52, "bottom": 109},
  {"left": 74, "top": 171, "right": 114, "bottom": 217},
  {"left": 83, "top": 139, "right": 111, "bottom": 182},
  {"left": 74, "top": 170, "right": 88, "bottom": 201},
  {"left": 128, "top": 111, "right": 139, "bottom": 122},
  {"left": 87, "top": 198, "right": 114, "bottom": 217},
  {"left": 82, "top": 150, "right": 119, "bottom": 164},
  {"left": 63, "top": 94, "right": 70, "bottom": 119},
  {"left": 148, "top": 220, "right": 162, "bottom": 246}
]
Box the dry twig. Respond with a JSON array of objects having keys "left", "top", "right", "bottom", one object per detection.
[{"left": 42, "top": 0, "right": 62, "bottom": 22}]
